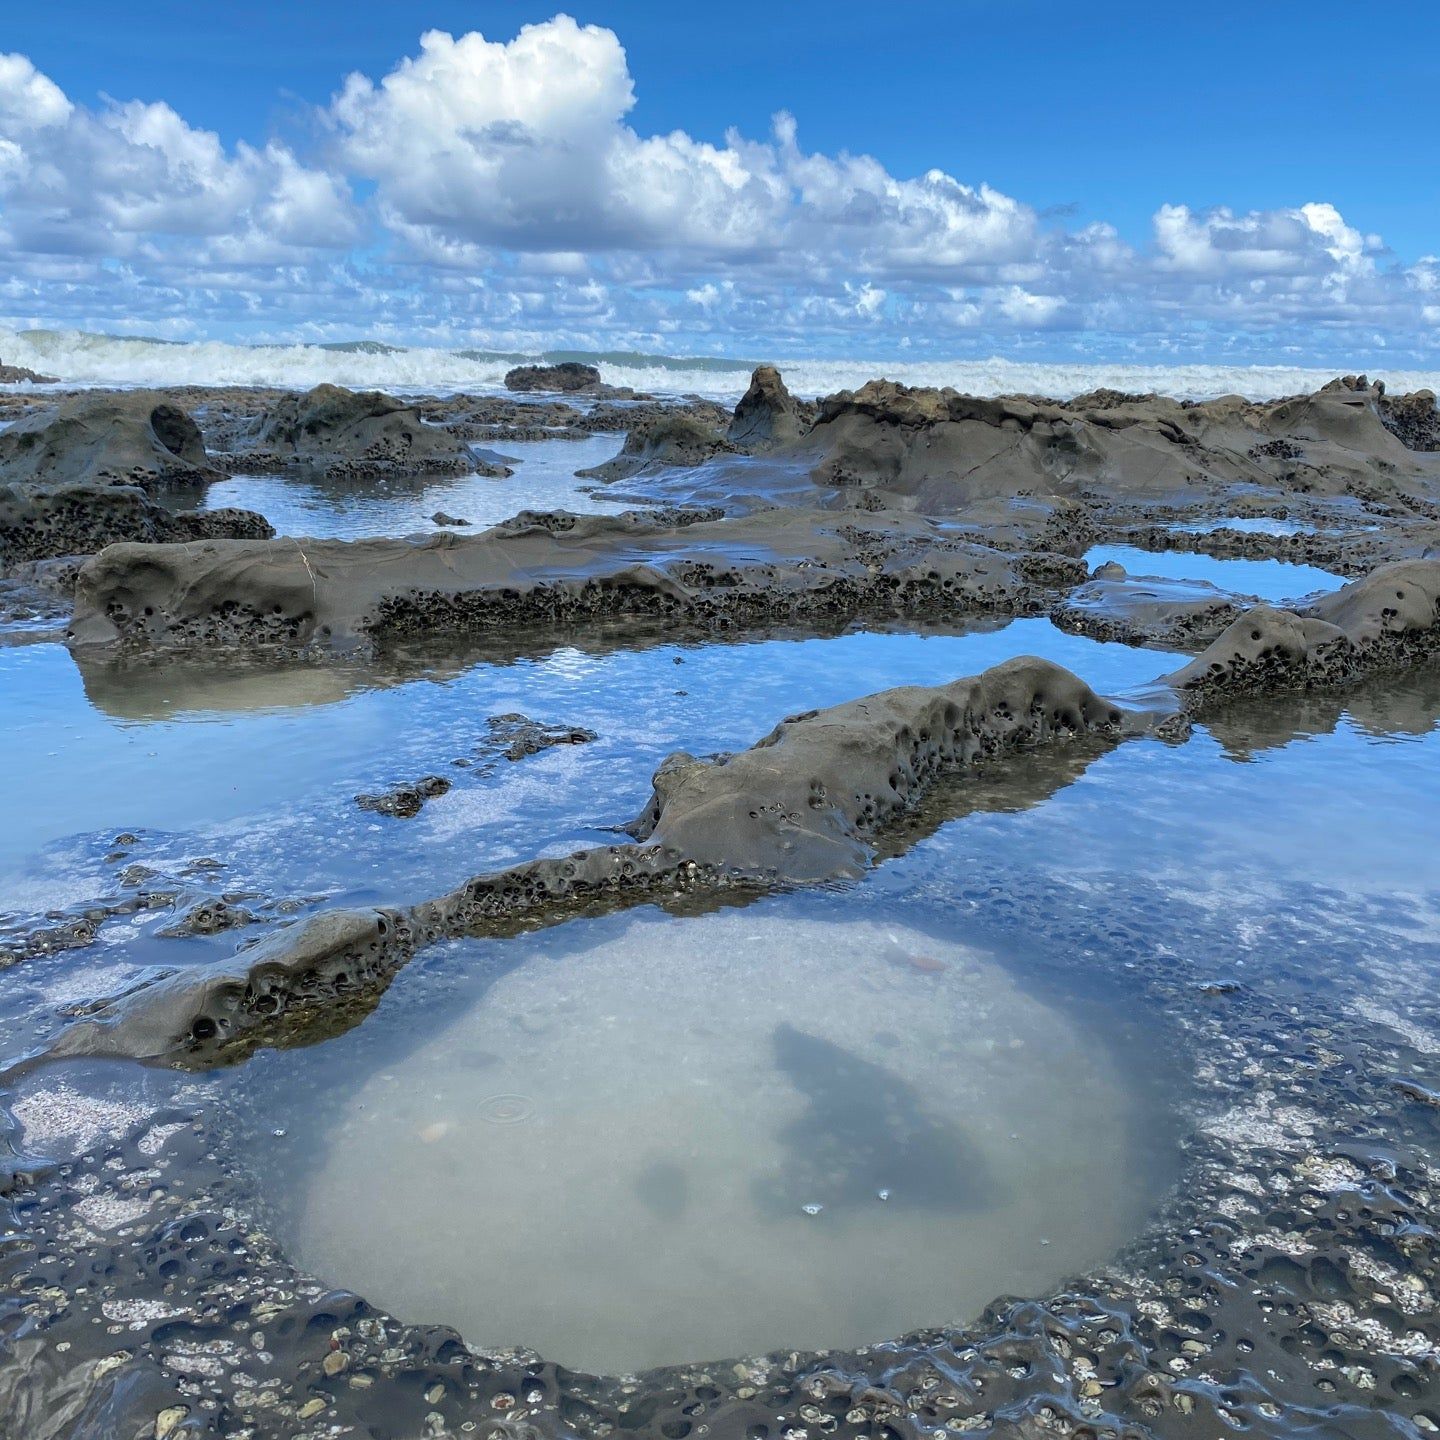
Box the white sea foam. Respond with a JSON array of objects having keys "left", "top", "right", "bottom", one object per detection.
[{"left": 5, "top": 326, "right": 1439, "bottom": 403}]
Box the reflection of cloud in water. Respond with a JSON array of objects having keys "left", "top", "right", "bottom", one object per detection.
[{"left": 272, "top": 910, "right": 1156, "bottom": 1374}]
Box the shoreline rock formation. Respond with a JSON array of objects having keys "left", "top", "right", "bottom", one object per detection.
[
  {"left": 0, "top": 391, "right": 220, "bottom": 490},
  {"left": 0, "top": 356, "right": 59, "bottom": 384},
  {"left": 13, "top": 656, "right": 1131, "bottom": 1070},
  {"left": 65, "top": 507, "right": 1056, "bottom": 655},
  {"left": 4, "top": 367, "right": 1440, "bottom": 1440},
  {"left": 28, "top": 550, "right": 1440, "bottom": 1074},
  {"left": 1167, "top": 558, "right": 1440, "bottom": 703},
  {"left": 211, "top": 382, "right": 487, "bottom": 479},
  {"left": 0, "top": 482, "right": 273, "bottom": 568},
  {"left": 0, "top": 392, "right": 272, "bottom": 569},
  {"left": 504, "top": 360, "right": 605, "bottom": 393}
]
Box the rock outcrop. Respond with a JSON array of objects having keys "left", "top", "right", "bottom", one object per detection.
[
  {"left": 0, "top": 391, "right": 219, "bottom": 490},
  {"left": 1167, "top": 558, "right": 1440, "bottom": 703},
  {"left": 225, "top": 384, "right": 482, "bottom": 478},
  {"left": 21, "top": 657, "right": 1127, "bottom": 1068},
  {"left": 726, "top": 364, "right": 811, "bottom": 450},
  {"left": 504, "top": 361, "right": 603, "bottom": 394},
  {"left": 0, "top": 483, "right": 273, "bottom": 568},
  {"left": 790, "top": 376, "right": 1440, "bottom": 519},
  {"left": 578, "top": 415, "right": 738, "bottom": 482},
  {"left": 65, "top": 507, "right": 1045, "bottom": 656},
  {"left": 0, "top": 358, "right": 58, "bottom": 384}
]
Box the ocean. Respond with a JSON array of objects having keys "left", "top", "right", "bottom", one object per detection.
[{"left": 4, "top": 326, "right": 1439, "bottom": 402}]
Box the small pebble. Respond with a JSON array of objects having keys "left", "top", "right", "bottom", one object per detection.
[{"left": 802, "top": 1203, "right": 823, "bottom": 1216}]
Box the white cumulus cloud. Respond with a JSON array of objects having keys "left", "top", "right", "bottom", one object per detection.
[{"left": 0, "top": 17, "right": 1435, "bottom": 363}]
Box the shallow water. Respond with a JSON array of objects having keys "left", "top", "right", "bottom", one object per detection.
[
  {"left": 0, "top": 618, "right": 1178, "bottom": 1063},
  {"left": 0, "top": 620, "right": 1171, "bottom": 903},
  {"left": 1169, "top": 516, "right": 1314, "bottom": 536},
  {"left": 214, "top": 655, "right": 1440, "bottom": 1381},
  {"left": 1083, "top": 543, "right": 1342, "bottom": 603},
  {"left": 198, "top": 435, "right": 626, "bottom": 538},
  {"left": 260, "top": 907, "right": 1169, "bottom": 1373},
  {"left": 6, "top": 606, "right": 1440, "bottom": 1421}
]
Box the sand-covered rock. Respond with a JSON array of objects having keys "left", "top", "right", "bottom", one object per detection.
[
  {"left": 0, "top": 391, "right": 219, "bottom": 490},
  {"left": 227, "top": 383, "right": 482, "bottom": 478}
]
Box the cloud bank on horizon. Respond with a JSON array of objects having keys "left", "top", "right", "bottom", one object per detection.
[{"left": 1, "top": 15, "right": 1436, "bottom": 363}]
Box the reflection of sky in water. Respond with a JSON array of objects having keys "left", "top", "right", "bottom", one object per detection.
[
  {"left": 925, "top": 667, "right": 1440, "bottom": 902},
  {"left": 1169, "top": 516, "right": 1313, "bottom": 536},
  {"left": 0, "top": 620, "right": 1175, "bottom": 912},
  {"left": 6, "top": 615, "right": 1440, "bottom": 1018},
  {"left": 1084, "top": 544, "right": 1342, "bottom": 602},
  {"left": 200, "top": 435, "right": 627, "bottom": 538}
]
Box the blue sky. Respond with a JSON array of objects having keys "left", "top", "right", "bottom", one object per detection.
[{"left": 2, "top": 2, "right": 1437, "bottom": 361}]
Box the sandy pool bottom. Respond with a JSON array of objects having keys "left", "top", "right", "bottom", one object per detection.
[{"left": 281, "top": 910, "right": 1164, "bottom": 1374}]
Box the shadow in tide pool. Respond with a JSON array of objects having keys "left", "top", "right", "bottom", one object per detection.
[
  {"left": 756, "top": 1022, "right": 997, "bottom": 1217},
  {"left": 229, "top": 905, "right": 1175, "bottom": 1375}
]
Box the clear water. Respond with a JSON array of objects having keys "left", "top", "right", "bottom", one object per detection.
[
  {"left": 198, "top": 435, "right": 626, "bottom": 539},
  {"left": 226, "top": 657, "right": 1440, "bottom": 1375},
  {"left": 1170, "top": 516, "right": 1313, "bottom": 536},
  {"left": 7, "top": 584, "right": 1440, "bottom": 1383},
  {"left": 273, "top": 907, "right": 1168, "bottom": 1373},
  {"left": 1084, "top": 543, "right": 1342, "bottom": 604},
  {"left": 0, "top": 619, "right": 1176, "bottom": 1056}
]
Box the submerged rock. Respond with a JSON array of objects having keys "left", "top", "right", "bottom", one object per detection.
[
  {"left": 0, "top": 391, "right": 219, "bottom": 490},
  {"left": 482, "top": 712, "right": 597, "bottom": 761},
  {"left": 356, "top": 775, "right": 451, "bottom": 819}
]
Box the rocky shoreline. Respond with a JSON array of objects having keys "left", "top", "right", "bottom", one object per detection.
[{"left": 2, "top": 364, "right": 1439, "bottom": 1439}]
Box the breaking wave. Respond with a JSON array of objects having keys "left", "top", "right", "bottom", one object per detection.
[{"left": 4, "top": 326, "right": 1439, "bottom": 402}]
